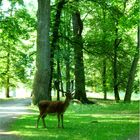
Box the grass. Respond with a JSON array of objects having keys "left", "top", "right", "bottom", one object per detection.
[
  {"left": 0, "top": 98, "right": 14, "bottom": 103},
  {"left": 10, "top": 100, "right": 139, "bottom": 140}
]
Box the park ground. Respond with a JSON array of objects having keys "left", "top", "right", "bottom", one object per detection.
[{"left": 0, "top": 97, "right": 139, "bottom": 140}]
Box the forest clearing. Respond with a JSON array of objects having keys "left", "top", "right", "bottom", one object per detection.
[{"left": 0, "top": 0, "right": 139, "bottom": 140}]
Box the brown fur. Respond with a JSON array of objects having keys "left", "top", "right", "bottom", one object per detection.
[{"left": 36, "top": 93, "right": 72, "bottom": 128}]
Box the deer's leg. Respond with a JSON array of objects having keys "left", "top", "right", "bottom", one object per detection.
[
  {"left": 42, "top": 115, "right": 47, "bottom": 128},
  {"left": 57, "top": 114, "right": 60, "bottom": 128},
  {"left": 36, "top": 115, "right": 41, "bottom": 128},
  {"left": 61, "top": 114, "right": 64, "bottom": 128}
]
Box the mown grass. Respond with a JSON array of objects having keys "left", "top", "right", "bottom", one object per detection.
[
  {"left": 0, "top": 98, "right": 14, "bottom": 103},
  {"left": 10, "top": 100, "right": 139, "bottom": 140}
]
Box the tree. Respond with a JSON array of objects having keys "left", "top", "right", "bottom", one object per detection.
[
  {"left": 124, "top": 24, "right": 139, "bottom": 102},
  {"left": 78, "top": 0, "right": 139, "bottom": 102},
  {"left": 32, "top": 0, "right": 51, "bottom": 104},
  {"left": 59, "top": 4, "right": 73, "bottom": 94},
  {"left": 113, "top": 27, "right": 121, "bottom": 102},
  {"left": 72, "top": 9, "right": 91, "bottom": 103},
  {"left": 49, "top": 0, "right": 66, "bottom": 97},
  {"left": 0, "top": 4, "right": 35, "bottom": 98}
]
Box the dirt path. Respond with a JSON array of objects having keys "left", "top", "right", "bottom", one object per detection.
[{"left": 0, "top": 98, "right": 33, "bottom": 140}]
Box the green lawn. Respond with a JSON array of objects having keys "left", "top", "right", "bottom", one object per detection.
[
  {"left": 0, "top": 98, "right": 14, "bottom": 103},
  {"left": 10, "top": 100, "right": 139, "bottom": 140}
]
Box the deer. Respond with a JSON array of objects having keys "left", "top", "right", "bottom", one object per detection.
[{"left": 36, "top": 92, "right": 73, "bottom": 128}]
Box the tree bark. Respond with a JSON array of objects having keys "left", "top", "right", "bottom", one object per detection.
[
  {"left": 113, "top": 38, "right": 121, "bottom": 102},
  {"left": 124, "top": 25, "right": 139, "bottom": 103},
  {"left": 49, "top": 0, "right": 66, "bottom": 96},
  {"left": 64, "top": 38, "right": 71, "bottom": 93},
  {"left": 102, "top": 8, "right": 107, "bottom": 100},
  {"left": 5, "top": 77, "right": 10, "bottom": 98},
  {"left": 56, "top": 53, "right": 60, "bottom": 100},
  {"left": 57, "top": 57, "right": 64, "bottom": 97},
  {"left": 32, "top": 0, "right": 51, "bottom": 104},
  {"left": 63, "top": 7, "right": 71, "bottom": 94},
  {"left": 72, "top": 10, "right": 91, "bottom": 104},
  {"left": 65, "top": 50, "right": 71, "bottom": 93},
  {"left": 113, "top": 24, "right": 121, "bottom": 102},
  {"left": 5, "top": 52, "right": 10, "bottom": 98},
  {"left": 102, "top": 59, "right": 107, "bottom": 100}
]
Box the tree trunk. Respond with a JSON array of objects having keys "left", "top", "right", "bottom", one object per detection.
[
  {"left": 59, "top": 63, "right": 64, "bottom": 97},
  {"left": 113, "top": 38, "right": 120, "bottom": 102},
  {"left": 57, "top": 50, "right": 64, "bottom": 97},
  {"left": 66, "top": 55, "right": 70, "bottom": 93},
  {"left": 5, "top": 52, "right": 10, "bottom": 98},
  {"left": 5, "top": 77, "right": 10, "bottom": 98},
  {"left": 124, "top": 25, "right": 139, "bottom": 103},
  {"left": 32, "top": 0, "right": 51, "bottom": 105},
  {"left": 102, "top": 59, "right": 107, "bottom": 100},
  {"left": 72, "top": 10, "right": 90, "bottom": 104},
  {"left": 102, "top": 8, "right": 107, "bottom": 100},
  {"left": 113, "top": 41, "right": 119, "bottom": 102},
  {"left": 49, "top": 0, "right": 66, "bottom": 96},
  {"left": 56, "top": 54, "right": 60, "bottom": 101},
  {"left": 113, "top": 24, "right": 121, "bottom": 102},
  {"left": 63, "top": 8, "right": 71, "bottom": 94},
  {"left": 74, "top": 36, "right": 87, "bottom": 103}
]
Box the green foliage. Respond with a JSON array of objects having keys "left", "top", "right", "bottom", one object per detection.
[
  {"left": 8, "top": 0, "right": 24, "bottom": 6},
  {"left": 81, "top": 0, "right": 139, "bottom": 94},
  {"left": 0, "top": 0, "right": 139, "bottom": 99},
  {"left": 10, "top": 101, "right": 139, "bottom": 140},
  {"left": 0, "top": 3, "right": 36, "bottom": 90},
  {"left": 49, "top": 0, "right": 139, "bottom": 98}
]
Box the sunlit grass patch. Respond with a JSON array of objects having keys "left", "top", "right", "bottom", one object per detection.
[
  {"left": 0, "top": 98, "right": 14, "bottom": 103},
  {"left": 10, "top": 100, "right": 139, "bottom": 140}
]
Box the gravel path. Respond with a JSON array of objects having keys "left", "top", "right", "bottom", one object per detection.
[{"left": 0, "top": 98, "right": 32, "bottom": 140}]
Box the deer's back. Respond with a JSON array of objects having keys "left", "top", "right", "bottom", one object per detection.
[{"left": 38, "top": 100, "right": 66, "bottom": 115}]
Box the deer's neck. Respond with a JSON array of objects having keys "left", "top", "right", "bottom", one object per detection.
[{"left": 63, "top": 98, "right": 70, "bottom": 110}]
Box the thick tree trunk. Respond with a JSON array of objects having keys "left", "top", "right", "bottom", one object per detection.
[
  {"left": 72, "top": 10, "right": 91, "bottom": 104},
  {"left": 32, "top": 0, "right": 51, "bottom": 104},
  {"left": 124, "top": 25, "right": 139, "bottom": 103},
  {"left": 74, "top": 36, "right": 87, "bottom": 103}
]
